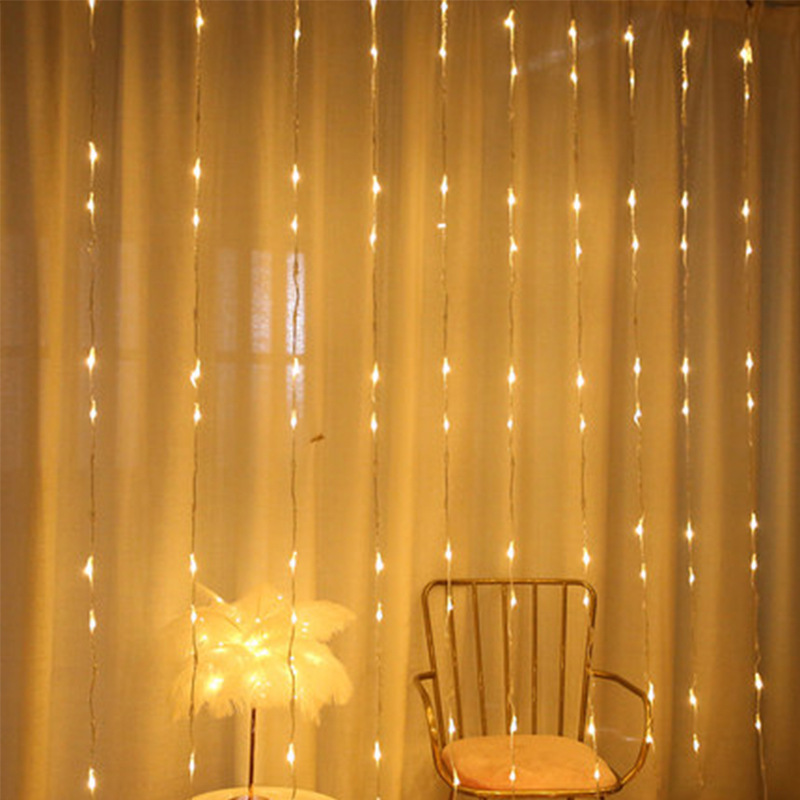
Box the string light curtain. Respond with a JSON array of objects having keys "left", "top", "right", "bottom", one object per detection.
[
  {"left": 2, "top": 4, "right": 799, "bottom": 800},
  {"left": 83, "top": 0, "right": 100, "bottom": 795}
]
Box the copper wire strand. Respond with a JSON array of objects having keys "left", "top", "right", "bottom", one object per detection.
[
  {"left": 625, "top": 7, "right": 654, "bottom": 747},
  {"left": 741, "top": 6, "right": 769, "bottom": 796},
  {"left": 369, "top": 2, "right": 383, "bottom": 796},
  {"left": 504, "top": 3, "right": 519, "bottom": 787},
  {"left": 679, "top": 19, "right": 703, "bottom": 780},
  {"left": 287, "top": 2, "right": 302, "bottom": 797},
  {"left": 187, "top": 0, "right": 204, "bottom": 785},
  {"left": 85, "top": 0, "right": 99, "bottom": 793}
]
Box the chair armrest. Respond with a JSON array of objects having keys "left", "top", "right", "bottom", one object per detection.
[
  {"left": 589, "top": 668, "right": 652, "bottom": 788},
  {"left": 414, "top": 671, "right": 455, "bottom": 786}
]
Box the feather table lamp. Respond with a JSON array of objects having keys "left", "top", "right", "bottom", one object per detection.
[{"left": 173, "top": 584, "right": 354, "bottom": 800}]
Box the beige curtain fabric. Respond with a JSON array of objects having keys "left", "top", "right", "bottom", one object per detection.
[{"left": 2, "top": 2, "right": 798, "bottom": 799}]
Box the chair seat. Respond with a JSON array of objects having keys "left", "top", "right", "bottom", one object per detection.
[{"left": 442, "top": 734, "right": 617, "bottom": 794}]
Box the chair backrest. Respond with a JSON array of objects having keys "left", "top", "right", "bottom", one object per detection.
[{"left": 421, "top": 579, "right": 597, "bottom": 748}]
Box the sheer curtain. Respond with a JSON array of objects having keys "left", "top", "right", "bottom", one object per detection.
[{"left": 2, "top": 2, "right": 798, "bottom": 799}]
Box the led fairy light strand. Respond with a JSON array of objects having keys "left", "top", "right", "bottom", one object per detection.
[
  {"left": 568, "top": 12, "right": 601, "bottom": 791},
  {"left": 368, "top": 1, "right": 385, "bottom": 795},
  {"left": 286, "top": 0, "right": 302, "bottom": 793},
  {"left": 437, "top": 3, "right": 460, "bottom": 784},
  {"left": 187, "top": 0, "right": 204, "bottom": 784},
  {"left": 624, "top": 15, "right": 655, "bottom": 747},
  {"left": 502, "top": 6, "right": 519, "bottom": 789},
  {"left": 739, "top": 14, "right": 769, "bottom": 797},
  {"left": 83, "top": 0, "right": 99, "bottom": 794},
  {"left": 568, "top": 13, "right": 590, "bottom": 588},
  {"left": 678, "top": 23, "right": 702, "bottom": 767}
]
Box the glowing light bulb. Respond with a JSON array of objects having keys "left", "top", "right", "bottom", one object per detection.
[
  {"left": 624, "top": 27, "right": 634, "bottom": 44},
  {"left": 640, "top": 566, "right": 647, "bottom": 583},
  {"left": 507, "top": 188, "right": 516, "bottom": 207},
  {"left": 443, "top": 414, "right": 450, "bottom": 433},
  {"left": 440, "top": 175, "right": 448, "bottom": 195},
  {"left": 692, "top": 734, "right": 700, "bottom": 753},
  {"left": 289, "top": 551, "right": 297, "bottom": 573},
  {"left": 369, "top": 226, "right": 377, "bottom": 249},
  {"left": 442, "top": 357, "right": 451, "bottom": 377},
  {"left": 740, "top": 40, "right": 753, "bottom": 64},
  {"left": 575, "top": 240, "right": 582, "bottom": 259},
  {"left": 291, "top": 357, "right": 301, "bottom": 379},
  {"left": 742, "top": 199, "right": 751, "bottom": 218},
  {"left": 448, "top": 716, "right": 456, "bottom": 737},
  {"left": 587, "top": 717, "right": 596, "bottom": 738},
  {"left": 688, "top": 567, "right": 696, "bottom": 586},
  {"left": 628, "top": 188, "right": 637, "bottom": 208},
  {"left": 504, "top": 11, "right": 515, "bottom": 30},
  {"left": 83, "top": 555, "right": 94, "bottom": 582},
  {"left": 290, "top": 214, "right": 298, "bottom": 233},
  {"left": 632, "top": 235, "right": 640, "bottom": 253},
  {"left": 746, "top": 240, "right": 753, "bottom": 257},
  {"left": 755, "top": 715, "right": 762, "bottom": 731},
  {"left": 572, "top": 193, "right": 581, "bottom": 213},
  {"left": 190, "top": 359, "right": 201, "bottom": 387},
  {"left": 375, "top": 602, "right": 383, "bottom": 622},
  {"left": 290, "top": 409, "right": 298, "bottom": 430},
  {"left": 86, "top": 347, "right": 96, "bottom": 373},
  {"left": 746, "top": 352, "right": 754, "bottom": 371},
  {"left": 570, "top": 68, "right": 578, "bottom": 86},
  {"left": 750, "top": 554, "right": 758, "bottom": 572},
  {"left": 193, "top": 158, "right": 201, "bottom": 180},
  {"left": 582, "top": 547, "right": 591, "bottom": 568},
  {"left": 188, "top": 750, "right": 196, "bottom": 779},
  {"left": 193, "top": 403, "right": 202, "bottom": 425},
  {"left": 750, "top": 513, "right": 759, "bottom": 532},
  {"left": 89, "top": 609, "right": 97, "bottom": 633},
  {"left": 195, "top": 12, "right": 204, "bottom": 32},
  {"left": 509, "top": 767, "right": 517, "bottom": 784},
  {"left": 189, "top": 552, "right": 198, "bottom": 576},
  {"left": 635, "top": 519, "right": 644, "bottom": 539},
  {"left": 292, "top": 164, "right": 300, "bottom": 187},
  {"left": 682, "top": 399, "right": 690, "bottom": 418},
  {"left": 294, "top": 25, "right": 301, "bottom": 43},
  {"left": 87, "top": 767, "right": 97, "bottom": 793},
  {"left": 373, "top": 741, "right": 382, "bottom": 762},
  {"left": 88, "top": 0, "right": 95, "bottom": 11},
  {"left": 286, "top": 743, "right": 296, "bottom": 765},
  {"left": 86, "top": 193, "right": 95, "bottom": 215},
  {"left": 510, "top": 715, "right": 518, "bottom": 734},
  {"left": 89, "top": 399, "right": 98, "bottom": 424},
  {"left": 372, "top": 363, "right": 380, "bottom": 385},
  {"left": 681, "top": 357, "right": 690, "bottom": 376},
  {"left": 686, "top": 522, "right": 694, "bottom": 542},
  {"left": 648, "top": 682, "right": 656, "bottom": 703},
  {"left": 88, "top": 141, "right": 98, "bottom": 166},
  {"left": 192, "top": 209, "right": 200, "bottom": 228},
  {"left": 689, "top": 688, "right": 697, "bottom": 708},
  {"left": 633, "top": 357, "right": 642, "bottom": 376},
  {"left": 372, "top": 175, "right": 381, "bottom": 195},
  {"left": 370, "top": 412, "right": 378, "bottom": 433},
  {"left": 747, "top": 393, "right": 755, "bottom": 411},
  {"left": 508, "top": 365, "right": 517, "bottom": 385},
  {"left": 444, "top": 543, "right": 452, "bottom": 562},
  {"left": 576, "top": 370, "right": 585, "bottom": 389},
  {"left": 375, "top": 551, "right": 384, "bottom": 573},
  {"left": 681, "top": 192, "right": 689, "bottom": 210},
  {"left": 682, "top": 31, "right": 691, "bottom": 52},
  {"left": 506, "top": 540, "right": 515, "bottom": 561},
  {"left": 568, "top": 21, "right": 577, "bottom": 41}
]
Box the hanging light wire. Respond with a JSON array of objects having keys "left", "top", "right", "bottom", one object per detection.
[
  {"left": 286, "top": 0, "right": 302, "bottom": 795},
  {"left": 739, "top": 9, "right": 768, "bottom": 797},
  {"left": 83, "top": 0, "right": 99, "bottom": 794},
  {"left": 568, "top": 10, "right": 601, "bottom": 792},
  {"left": 437, "top": 3, "right": 460, "bottom": 785},
  {"left": 368, "top": 1, "right": 384, "bottom": 796},
  {"left": 187, "top": 0, "right": 204, "bottom": 785},
  {"left": 502, "top": 5, "right": 519, "bottom": 788},
  {"left": 678, "top": 21, "right": 702, "bottom": 772},
  {"left": 624, "top": 12, "right": 655, "bottom": 748}
]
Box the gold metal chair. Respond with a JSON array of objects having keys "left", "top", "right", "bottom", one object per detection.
[{"left": 414, "top": 579, "right": 651, "bottom": 798}]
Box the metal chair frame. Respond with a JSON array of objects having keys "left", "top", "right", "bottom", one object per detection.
[{"left": 414, "top": 578, "right": 651, "bottom": 799}]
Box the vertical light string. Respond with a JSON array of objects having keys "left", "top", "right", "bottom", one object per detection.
[
  {"left": 187, "top": 0, "right": 204, "bottom": 785},
  {"left": 438, "top": 3, "right": 458, "bottom": 786},
  {"left": 503, "top": 6, "right": 519, "bottom": 788},
  {"left": 83, "top": 0, "right": 99, "bottom": 795},
  {"left": 624, "top": 14, "right": 655, "bottom": 748},
  {"left": 739, "top": 15, "right": 769, "bottom": 798},
  {"left": 678, "top": 23, "right": 702, "bottom": 768},
  {"left": 568, "top": 12, "right": 590, "bottom": 588},
  {"left": 568, "top": 11, "right": 600, "bottom": 791},
  {"left": 368, "top": 1, "right": 384, "bottom": 796},
  {"left": 287, "top": 0, "right": 302, "bottom": 795}
]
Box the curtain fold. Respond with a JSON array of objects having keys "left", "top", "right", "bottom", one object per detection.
[{"left": 2, "top": 2, "right": 798, "bottom": 799}]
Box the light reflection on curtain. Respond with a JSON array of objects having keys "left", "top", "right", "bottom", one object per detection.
[{"left": 1, "top": 3, "right": 798, "bottom": 800}]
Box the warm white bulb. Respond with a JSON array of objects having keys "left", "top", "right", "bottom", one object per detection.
[
  {"left": 193, "top": 158, "right": 201, "bottom": 180},
  {"left": 89, "top": 399, "right": 98, "bottom": 424},
  {"left": 576, "top": 370, "right": 585, "bottom": 389},
  {"left": 692, "top": 734, "right": 700, "bottom": 753},
  {"left": 290, "top": 409, "right": 298, "bottom": 430},
  {"left": 89, "top": 141, "right": 98, "bottom": 165},
  {"left": 193, "top": 403, "right": 202, "bottom": 425},
  {"left": 568, "top": 20, "right": 577, "bottom": 41},
  {"left": 440, "top": 175, "right": 448, "bottom": 195},
  {"left": 624, "top": 27, "right": 634, "bottom": 45},
  {"left": 189, "top": 552, "right": 198, "bottom": 576},
  {"left": 373, "top": 740, "right": 382, "bottom": 762},
  {"left": 375, "top": 551, "right": 384, "bottom": 574},
  {"left": 508, "top": 365, "right": 517, "bottom": 385},
  {"left": 582, "top": 547, "right": 591, "bottom": 568},
  {"left": 87, "top": 767, "right": 97, "bottom": 793},
  {"left": 689, "top": 688, "right": 697, "bottom": 707},
  {"left": 89, "top": 609, "right": 97, "bottom": 633},
  {"left": 287, "top": 743, "right": 296, "bottom": 766},
  {"left": 686, "top": 523, "right": 694, "bottom": 542},
  {"left": 291, "top": 164, "right": 300, "bottom": 187},
  {"left": 375, "top": 602, "right": 383, "bottom": 622},
  {"left": 86, "top": 347, "right": 97, "bottom": 373},
  {"left": 628, "top": 188, "right": 636, "bottom": 208},
  {"left": 442, "top": 357, "right": 451, "bottom": 377},
  {"left": 83, "top": 555, "right": 94, "bottom": 582},
  {"left": 682, "top": 31, "right": 691, "bottom": 51},
  {"left": 750, "top": 513, "right": 759, "bottom": 532},
  {"left": 506, "top": 540, "right": 515, "bottom": 561},
  {"left": 370, "top": 412, "right": 378, "bottom": 433},
  {"left": 572, "top": 193, "right": 581, "bottom": 213},
  {"left": 190, "top": 359, "right": 202, "bottom": 388},
  {"left": 507, "top": 188, "right": 516, "bottom": 207},
  {"left": 504, "top": 11, "right": 515, "bottom": 30}
]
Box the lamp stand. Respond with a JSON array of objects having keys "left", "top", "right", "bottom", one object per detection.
[{"left": 229, "top": 708, "right": 271, "bottom": 800}]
